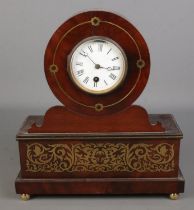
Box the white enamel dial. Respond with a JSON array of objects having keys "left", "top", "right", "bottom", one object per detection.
[{"left": 69, "top": 36, "right": 127, "bottom": 95}]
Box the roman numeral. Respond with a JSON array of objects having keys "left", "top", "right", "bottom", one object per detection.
[
  {"left": 112, "top": 57, "right": 119, "bottom": 61},
  {"left": 83, "top": 76, "right": 89, "bottom": 84},
  {"left": 107, "top": 48, "right": 112, "bottom": 54},
  {"left": 113, "top": 66, "right": 120, "bottom": 70},
  {"left": 98, "top": 43, "right": 103, "bottom": 52},
  {"left": 109, "top": 73, "right": 116, "bottom": 80},
  {"left": 79, "top": 50, "right": 87, "bottom": 57},
  {"left": 88, "top": 45, "right": 93, "bottom": 53},
  {"left": 77, "top": 69, "right": 84, "bottom": 76},
  {"left": 76, "top": 62, "right": 83, "bottom": 66},
  {"left": 104, "top": 80, "right": 108, "bottom": 85},
  {"left": 93, "top": 77, "right": 99, "bottom": 87}
]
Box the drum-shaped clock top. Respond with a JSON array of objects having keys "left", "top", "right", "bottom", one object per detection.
[{"left": 44, "top": 11, "right": 150, "bottom": 115}]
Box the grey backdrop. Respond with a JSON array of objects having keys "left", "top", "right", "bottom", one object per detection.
[{"left": 0, "top": 0, "right": 194, "bottom": 209}]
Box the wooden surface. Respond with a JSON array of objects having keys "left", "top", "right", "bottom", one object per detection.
[
  {"left": 44, "top": 11, "right": 150, "bottom": 115},
  {"left": 16, "top": 114, "right": 182, "bottom": 179},
  {"left": 15, "top": 114, "right": 184, "bottom": 196},
  {"left": 28, "top": 105, "right": 164, "bottom": 133},
  {"left": 15, "top": 169, "right": 185, "bottom": 195},
  {"left": 17, "top": 113, "right": 182, "bottom": 138}
]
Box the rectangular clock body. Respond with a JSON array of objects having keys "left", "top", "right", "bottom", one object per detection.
[{"left": 15, "top": 114, "right": 184, "bottom": 196}]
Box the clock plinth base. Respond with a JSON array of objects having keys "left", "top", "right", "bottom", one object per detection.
[
  {"left": 15, "top": 169, "right": 184, "bottom": 197},
  {"left": 15, "top": 113, "right": 185, "bottom": 198}
]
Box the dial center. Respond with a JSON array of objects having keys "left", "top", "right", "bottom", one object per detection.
[{"left": 95, "top": 64, "right": 101, "bottom": 69}]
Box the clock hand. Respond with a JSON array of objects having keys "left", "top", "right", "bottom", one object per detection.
[
  {"left": 87, "top": 55, "right": 96, "bottom": 65},
  {"left": 99, "top": 66, "right": 120, "bottom": 71},
  {"left": 86, "top": 54, "right": 101, "bottom": 70},
  {"left": 80, "top": 50, "right": 97, "bottom": 65},
  {"left": 99, "top": 66, "right": 113, "bottom": 70},
  {"left": 107, "top": 68, "right": 118, "bottom": 71}
]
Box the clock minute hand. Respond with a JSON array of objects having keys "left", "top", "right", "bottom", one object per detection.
[
  {"left": 80, "top": 50, "right": 97, "bottom": 65},
  {"left": 86, "top": 56, "right": 104, "bottom": 70},
  {"left": 85, "top": 54, "right": 102, "bottom": 70},
  {"left": 87, "top": 55, "right": 96, "bottom": 65}
]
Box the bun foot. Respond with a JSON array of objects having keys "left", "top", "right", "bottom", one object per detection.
[
  {"left": 169, "top": 193, "right": 179, "bottom": 200},
  {"left": 20, "top": 194, "right": 30, "bottom": 201}
]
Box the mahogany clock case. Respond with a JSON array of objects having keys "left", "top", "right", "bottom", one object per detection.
[{"left": 14, "top": 11, "right": 185, "bottom": 198}]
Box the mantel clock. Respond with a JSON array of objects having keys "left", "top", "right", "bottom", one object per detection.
[{"left": 15, "top": 11, "right": 184, "bottom": 201}]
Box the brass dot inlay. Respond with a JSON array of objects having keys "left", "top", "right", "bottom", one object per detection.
[
  {"left": 91, "top": 17, "right": 101, "bottom": 26},
  {"left": 136, "top": 59, "right": 145, "bottom": 69},
  {"left": 49, "top": 64, "right": 58, "bottom": 73},
  {"left": 95, "top": 103, "right": 104, "bottom": 111}
]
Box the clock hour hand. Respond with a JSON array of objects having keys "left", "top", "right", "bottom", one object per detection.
[
  {"left": 99, "top": 66, "right": 113, "bottom": 70},
  {"left": 99, "top": 66, "right": 120, "bottom": 71},
  {"left": 99, "top": 66, "right": 111, "bottom": 70}
]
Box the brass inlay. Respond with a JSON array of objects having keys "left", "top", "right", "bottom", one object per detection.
[
  {"left": 91, "top": 17, "right": 101, "bottom": 26},
  {"left": 104, "top": 69, "right": 141, "bottom": 108},
  {"left": 101, "top": 20, "right": 142, "bottom": 59},
  {"left": 26, "top": 143, "right": 175, "bottom": 173},
  {"left": 50, "top": 18, "right": 146, "bottom": 110},
  {"left": 95, "top": 103, "right": 104, "bottom": 112},
  {"left": 49, "top": 64, "right": 58, "bottom": 73},
  {"left": 53, "top": 73, "right": 94, "bottom": 108},
  {"left": 136, "top": 59, "right": 145, "bottom": 69},
  {"left": 52, "top": 20, "right": 91, "bottom": 63}
]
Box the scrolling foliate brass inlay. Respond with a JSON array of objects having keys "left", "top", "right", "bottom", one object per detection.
[{"left": 26, "top": 143, "right": 175, "bottom": 173}]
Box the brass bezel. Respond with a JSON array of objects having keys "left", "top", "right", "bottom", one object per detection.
[{"left": 68, "top": 36, "right": 128, "bottom": 95}]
